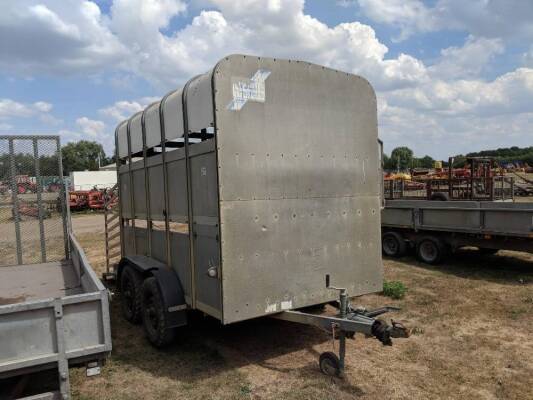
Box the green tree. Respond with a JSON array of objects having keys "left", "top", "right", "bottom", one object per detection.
[
  {"left": 382, "top": 153, "right": 391, "bottom": 170},
  {"left": 390, "top": 146, "right": 414, "bottom": 171},
  {"left": 418, "top": 155, "right": 435, "bottom": 169},
  {"left": 61, "top": 141, "right": 108, "bottom": 175}
]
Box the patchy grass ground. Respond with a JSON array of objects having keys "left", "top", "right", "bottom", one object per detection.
[{"left": 70, "top": 215, "right": 532, "bottom": 400}]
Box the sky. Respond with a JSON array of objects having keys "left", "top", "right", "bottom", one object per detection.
[{"left": 0, "top": 0, "right": 532, "bottom": 159}]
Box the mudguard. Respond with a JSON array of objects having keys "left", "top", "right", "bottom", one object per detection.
[{"left": 118, "top": 255, "right": 187, "bottom": 328}]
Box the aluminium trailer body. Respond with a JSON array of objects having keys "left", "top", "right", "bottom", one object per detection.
[
  {"left": 381, "top": 199, "right": 533, "bottom": 264},
  {"left": 0, "top": 135, "right": 111, "bottom": 400},
  {"left": 114, "top": 55, "right": 406, "bottom": 376}
]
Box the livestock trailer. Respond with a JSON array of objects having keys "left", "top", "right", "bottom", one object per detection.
[
  {"left": 382, "top": 199, "right": 533, "bottom": 264},
  {"left": 114, "top": 55, "right": 407, "bottom": 376},
  {"left": 0, "top": 135, "right": 111, "bottom": 399}
]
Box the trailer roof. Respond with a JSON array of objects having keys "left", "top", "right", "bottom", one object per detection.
[{"left": 115, "top": 54, "right": 374, "bottom": 160}]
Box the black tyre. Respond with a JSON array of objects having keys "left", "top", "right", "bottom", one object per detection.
[
  {"left": 479, "top": 247, "right": 499, "bottom": 255},
  {"left": 120, "top": 266, "right": 143, "bottom": 324},
  {"left": 141, "top": 277, "right": 176, "bottom": 347},
  {"left": 382, "top": 231, "right": 407, "bottom": 257},
  {"left": 416, "top": 236, "right": 446, "bottom": 264},
  {"left": 319, "top": 351, "right": 341, "bottom": 377},
  {"left": 430, "top": 192, "right": 449, "bottom": 201}
]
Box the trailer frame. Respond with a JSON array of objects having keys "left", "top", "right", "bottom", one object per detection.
[
  {"left": 0, "top": 135, "right": 111, "bottom": 399},
  {"left": 381, "top": 199, "right": 533, "bottom": 263},
  {"left": 112, "top": 55, "right": 408, "bottom": 376}
]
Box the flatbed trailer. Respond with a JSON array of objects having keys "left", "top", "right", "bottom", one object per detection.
[
  {"left": 0, "top": 136, "right": 111, "bottom": 400},
  {"left": 381, "top": 199, "right": 533, "bottom": 264},
  {"left": 111, "top": 54, "right": 408, "bottom": 377}
]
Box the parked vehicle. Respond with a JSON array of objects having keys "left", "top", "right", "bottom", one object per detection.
[
  {"left": 384, "top": 157, "right": 514, "bottom": 201},
  {"left": 110, "top": 55, "right": 408, "bottom": 377},
  {"left": 0, "top": 135, "right": 111, "bottom": 400},
  {"left": 14, "top": 175, "right": 37, "bottom": 194},
  {"left": 381, "top": 200, "right": 533, "bottom": 264}
]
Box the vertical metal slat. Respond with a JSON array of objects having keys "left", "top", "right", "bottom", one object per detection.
[
  {"left": 33, "top": 138, "right": 47, "bottom": 263},
  {"left": 8, "top": 138, "right": 23, "bottom": 265},
  {"left": 56, "top": 138, "right": 69, "bottom": 259}
]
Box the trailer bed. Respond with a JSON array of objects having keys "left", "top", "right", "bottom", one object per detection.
[
  {"left": 0, "top": 261, "right": 83, "bottom": 305},
  {"left": 382, "top": 200, "right": 533, "bottom": 238}
]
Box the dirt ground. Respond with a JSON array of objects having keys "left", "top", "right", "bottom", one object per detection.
[{"left": 69, "top": 213, "right": 533, "bottom": 400}]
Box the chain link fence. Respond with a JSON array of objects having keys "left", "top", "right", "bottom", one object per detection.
[{"left": 0, "top": 136, "right": 67, "bottom": 266}]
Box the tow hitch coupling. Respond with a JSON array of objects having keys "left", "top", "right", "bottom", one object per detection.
[{"left": 272, "top": 275, "right": 410, "bottom": 377}]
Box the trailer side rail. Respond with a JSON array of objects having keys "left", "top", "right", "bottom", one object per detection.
[{"left": 383, "top": 201, "right": 533, "bottom": 238}]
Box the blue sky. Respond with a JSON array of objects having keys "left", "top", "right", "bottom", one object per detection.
[{"left": 0, "top": 0, "right": 532, "bottom": 158}]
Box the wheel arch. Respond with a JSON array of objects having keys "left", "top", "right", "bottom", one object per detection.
[{"left": 118, "top": 255, "right": 188, "bottom": 328}]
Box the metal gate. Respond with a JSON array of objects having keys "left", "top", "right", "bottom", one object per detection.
[{"left": 0, "top": 135, "right": 67, "bottom": 266}]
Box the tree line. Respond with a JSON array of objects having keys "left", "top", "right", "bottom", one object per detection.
[
  {"left": 383, "top": 147, "right": 435, "bottom": 171},
  {"left": 0, "top": 140, "right": 111, "bottom": 178},
  {"left": 383, "top": 145, "right": 533, "bottom": 171}
]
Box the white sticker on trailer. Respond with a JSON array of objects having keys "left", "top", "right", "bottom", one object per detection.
[
  {"left": 227, "top": 69, "right": 271, "bottom": 111},
  {"left": 265, "top": 303, "right": 278, "bottom": 313},
  {"left": 281, "top": 300, "right": 293, "bottom": 310}
]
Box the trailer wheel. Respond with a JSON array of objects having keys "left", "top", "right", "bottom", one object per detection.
[
  {"left": 430, "top": 192, "right": 449, "bottom": 201},
  {"left": 120, "top": 266, "right": 143, "bottom": 324},
  {"left": 319, "top": 352, "right": 341, "bottom": 377},
  {"left": 141, "top": 277, "right": 176, "bottom": 347},
  {"left": 382, "top": 232, "right": 407, "bottom": 257},
  {"left": 416, "top": 237, "right": 446, "bottom": 264}
]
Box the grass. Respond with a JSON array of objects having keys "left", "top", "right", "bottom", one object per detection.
[
  {"left": 382, "top": 280, "right": 407, "bottom": 299},
  {"left": 69, "top": 214, "right": 533, "bottom": 400}
]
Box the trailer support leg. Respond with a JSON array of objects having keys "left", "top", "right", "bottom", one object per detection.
[
  {"left": 338, "top": 330, "right": 346, "bottom": 375},
  {"left": 54, "top": 300, "right": 70, "bottom": 399},
  {"left": 272, "top": 308, "right": 402, "bottom": 377},
  {"left": 271, "top": 276, "right": 409, "bottom": 377}
]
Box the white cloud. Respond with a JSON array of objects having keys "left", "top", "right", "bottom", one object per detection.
[
  {"left": 429, "top": 36, "right": 504, "bottom": 80},
  {"left": 76, "top": 116, "right": 106, "bottom": 137},
  {"left": 357, "top": 0, "right": 436, "bottom": 41},
  {"left": 33, "top": 101, "right": 53, "bottom": 113},
  {"left": 385, "top": 68, "right": 533, "bottom": 117},
  {"left": 0, "top": 99, "right": 54, "bottom": 120},
  {"left": 0, "top": 0, "right": 427, "bottom": 90},
  {"left": 0, "top": 99, "right": 35, "bottom": 119},
  {"left": 99, "top": 97, "right": 159, "bottom": 122},
  {"left": 336, "top": 0, "right": 355, "bottom": 7},
  {"left": 111, "top": 0, "right": 428, "bottom": 90},
  {"left": 0, "top": 1, "right": 127, "bottom": 75},
  {"left": 356, "top": 0, "right": 533, "bottom": 41},
  {"left": 379, "top": 68, "right": 533, "bottom": 156},
  {"left": 0, "top": 0, "right": 531, "bottom": 158},
  {"left": 524, "top": 46, "right": 533, "bottom": 67}
]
